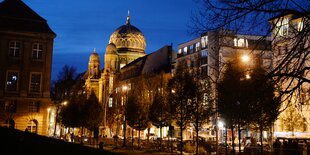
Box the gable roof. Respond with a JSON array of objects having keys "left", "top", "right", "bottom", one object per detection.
[
  {"left": 120, "top": 45, "right": 175, "bottom": 80},
  {"left": 0, "top": 0, "right": 56, "bottom": 36}
]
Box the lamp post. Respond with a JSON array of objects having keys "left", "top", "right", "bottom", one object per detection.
[
  {"left": 53, "top": 101, "right": 67, "bottom": 137},
  {"left": 122, "top": 85, "right": 128, "bottom": 147}
]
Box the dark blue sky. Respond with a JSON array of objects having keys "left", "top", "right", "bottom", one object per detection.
[{"left": 19, "top": 0, "right": 201, "bottom": 80}]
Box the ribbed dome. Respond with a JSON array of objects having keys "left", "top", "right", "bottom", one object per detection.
[
  {"left": 89, "top": 49, "right": 100, "bottom": 63},
  {"left": 106, "top": 43, "right": 117, "bottom": 54},
  {"left": 109, "top": 16, "right": 146, "bottom": 53}
]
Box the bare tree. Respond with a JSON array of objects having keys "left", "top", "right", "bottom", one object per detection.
[
  {"left": 168, "top": 60, "right": 200, "bottom": 155},
  {"left": 279, "top": 104, "right": 305, "bottom": 136},
  {"left": 191, "top": 0, "right": 310, "bottom": 108}
]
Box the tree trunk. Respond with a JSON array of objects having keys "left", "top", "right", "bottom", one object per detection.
[
  {"left": 231, "top": 125, "right": 235, "bottom": 155},
  {"left": 160, "top": 109, "right": 163, "bottom": 149},
  {"left": 147, "top": 128, "right": 150, "bottom": 143},
  {"left": 225, "top": 126, "right": 228, "bottom": 155},
  {"left": 260, "top": 122, "right": 263, "bottom": 155},
  {"left": 123, "top": 115, "right": 127, "bottom": 147},
  {"left": 195, "top": 101, "right": 199, "bottom": 155},
  {"left": 132, "top": 128, "right": 134, "bottom": 149},
  {"left": 195, "top": 126, "right": 199, "bottom": 155},
  {"left": 180, "top": 101, "right": 183, "bottom": 155},
  {"left": 53, "top": 106, "right": 59, "bottom": 137},
  {"left": 170, "top": 128, "right": 173, "bottom": 153},
  {"left": 159, "top": 125, "right": 162, "bottom": 149},
  {"left": 238, "top": 122, "right": 241, "bottom": 154},
  {"left": 80, "top": 127, "right": 84, "bottom": 144},
  {"left": 138, "top": 122, "right": 141, "bottom": 149}
]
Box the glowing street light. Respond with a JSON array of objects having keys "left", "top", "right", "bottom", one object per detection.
[
  {"left": 241, "top": 54, "right": 250, "bottom": 63},
  {"left": 218, "top": 121, "right": 224, "bottom": 129},
  {"left": 62, "top": 101, "right": 68, "bottom": 106},
  {"left": 122, "top": 85, "right": 128, "bottom": 92},
  {"left": 122, "top": 84, "right": 128, "bottom": 147}
]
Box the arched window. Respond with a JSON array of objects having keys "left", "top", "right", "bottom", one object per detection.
[
  {"left": 122, "top": 40, "right": 125, "bottom": 47},
  {"left": 27, "top": 119, "right": 38, "bottom": 133}
]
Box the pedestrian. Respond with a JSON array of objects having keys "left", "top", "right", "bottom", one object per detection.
[{"left": 70, "top": 132, "right": 74, "bottom": 142}]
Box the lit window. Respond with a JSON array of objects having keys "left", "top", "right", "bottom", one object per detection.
[
  {"left": 27, "top": 119, "right": 38, "bottom": 133},
  {"left": 109, "top": 97, "right": 113, "bottom": 107},
  {"left": 32, "top": 43, "right": 43, "bottom": 59},
  {"left": 178, "top": 49, "right": 182, "bottom": 54},
  {"left": 189, "top": 45, "right": 193, "bottom": 53},
  {"left": 183, "top": 47, "right": 188, "bottom": 55},
  {"left": 120, "top": 63, "right": 125, "bottom": 69},
  {"left": 298, "top": 21, "right": 304, "bottom": 31},
  {"left": 234, "top": 38, "right": 248, "bottom": 48},
  {"left": 203, "top": 93, "right": 208, "bottom": 105},
  {"left": 276, "top": 18, "right": 289, "bottom": 36},
  {"left": 6, "top": 71, "right": 19, "bottom": 91},
  {"left": 200, "top": 50, "right": 208, "bottom": 65},
  {"left": 30, "top": 73, "right": 41, "bottom": 93},
  {"left": 201, "top": 50, "right": 208, "bottom": 57},
  {"left": 109, "top": 76, "right": 113, "bottom": 93},
  {"left": 9, "top": 41, "right": 21, "bottom": 57},
  {"left": 195, "top": 42, "right": 200, "bottom": 51},
  {"left": 121, "top": 96, "right": 124, "bottom": 106},
  {"left": 201, "top": 36, "right": 208, "bottom": 48}
]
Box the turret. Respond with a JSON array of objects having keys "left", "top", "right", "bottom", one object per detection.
[{"left": 88, "top": 48, "right": 100, "bottom": 79}]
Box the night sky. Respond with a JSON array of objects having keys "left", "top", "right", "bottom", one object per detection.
[{"left": 10, "top": 0, "right": 201, "bottom": 80}]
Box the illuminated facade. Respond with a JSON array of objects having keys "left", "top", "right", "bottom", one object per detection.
[
  {"left": 177, "top": 30, "right": 272, "bottom": 140},
  {"left": 84, "top": 12, "right": 147, "bottom": 135},
  {"left": 0, "top": 0, "right": 56, "bottom": 135},
  {"left": 269, "top": 11, "right": 310, "bottom": 137}
]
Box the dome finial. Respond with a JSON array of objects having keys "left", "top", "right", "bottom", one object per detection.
[
  {"left": 126, "top": 10, "right": 130, "bottom": 25},
  {"left": 93, "top": 48, "right": 96, "bottom": 53}
]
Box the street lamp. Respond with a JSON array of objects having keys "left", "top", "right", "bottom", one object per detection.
[
  {"left": 53, "top": 100, "right": 68, "bottom": 137},
  {"left": 245, "top": 74, "right": 251, "bottom": 79},
  {"left": 122, "top": 84, "right": 128, "bottom": 147},
  {"left": 241, "top": 54, "right": 250, "bottom": 63}
]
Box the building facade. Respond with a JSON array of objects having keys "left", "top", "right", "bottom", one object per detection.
[
  {"left": 112, "top": 45, "right": 176, "bottom": 139},
  {"left": 0, "top": 0, "right": 56, "bottom": 135},
  {"left": 269, "top": 11, "right": 310, "bottom": 137},
  {"left": 84, "top": 13, "right": 147, "bottom": 135},
  {"left": 177, "top": 30, "right": 272, "bottom": 140}
]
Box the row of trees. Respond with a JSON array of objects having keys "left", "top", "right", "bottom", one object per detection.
[
  {"left": 52, "top": 65, "right": 103, "bottom": 142},
  {"left": 217, "top": 57, "right": 281, "bottom": 155},
  {"left": 116, "top": 55, "right": 281, "bottom": 155},
  {"left": 111, "top": 60, "right": 213, "bottom": 154},
  {"left": 53, "top": 60, "right": 281, "bottom": 155}
]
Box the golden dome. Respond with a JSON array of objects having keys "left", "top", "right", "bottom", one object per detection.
[
  {"left": 89, "top": 48, "right": 100, "bottom": 63},
  {"left": 106, "top": 43, "right": 117, "bottom": 55},
  {"left": 108, "top": 14, "right": 146, "bottom": 53}
]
